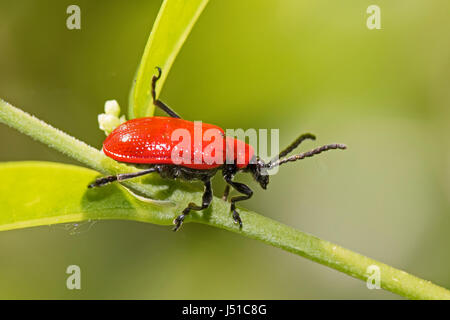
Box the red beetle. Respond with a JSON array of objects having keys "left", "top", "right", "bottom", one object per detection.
[
  {"left": 89, "top": 68, "right": 346, "bottom": 231},
  {"left": 102, "top": 117, "right": 253, "bottom": 170}
]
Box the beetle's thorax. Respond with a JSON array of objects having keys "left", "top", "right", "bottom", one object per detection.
[{"left": 222, "top": 156, "right": 269, "bottom": 190}]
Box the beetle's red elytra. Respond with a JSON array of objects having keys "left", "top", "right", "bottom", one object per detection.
[
  {"left": 103, "top": 117, "right": 254, "bottom": 170},
  {"left": 89, "top": 67, "right": 347, "bottom": 231}
]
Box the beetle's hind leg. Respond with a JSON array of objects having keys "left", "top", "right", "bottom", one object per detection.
[
  {"left": 88, "top": 168, "right": 157, "bottom": 188},
  {"left": 152, "top": 67, "right": 181, "bottom": 119},
  {"left": 173, "top": 179, "right": 213, "bottom": 232}
]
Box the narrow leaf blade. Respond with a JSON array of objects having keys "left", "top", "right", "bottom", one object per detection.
[
  {"left": 0, "top": 161, "right": 174, "bottom": 231},
  {"left": 129, "top": 0, "right": 209, "bottom": 119}
]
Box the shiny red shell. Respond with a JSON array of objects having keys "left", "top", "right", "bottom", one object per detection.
[{"left": 103, "top": 117, "right": 254, "bottom": 170}]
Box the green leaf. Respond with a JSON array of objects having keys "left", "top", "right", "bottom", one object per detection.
[
  {"left": 2, "top": 160, "right": 450, "bottom": 299},
  {"left": 129, "top": 0, "right": 209, "bottom": 119},
  {"left": 0, "top": 161, "right": 176, "bottom": 231}
]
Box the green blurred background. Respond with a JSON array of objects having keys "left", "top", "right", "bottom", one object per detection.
[{"left": 0, "top": 0, "right": 449, "bottom": 299}]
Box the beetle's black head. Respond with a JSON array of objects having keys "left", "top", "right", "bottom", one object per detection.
[{"left": 245, "top": 156, "right": 269, "bottom": 190}]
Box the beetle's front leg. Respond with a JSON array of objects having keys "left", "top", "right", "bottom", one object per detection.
[
  {"left": 173, "top": 179, "right": 213, "bottom": 231},
  {"left": 224, "top": 177, "right": 253, "bottom": 228}
]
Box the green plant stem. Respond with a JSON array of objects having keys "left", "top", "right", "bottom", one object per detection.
[
  {"left": 199, "top": 209, "right": 450, "bottom": 300},
  {"left": 1, "top": 99, "right": 450, "bottom": 299}
]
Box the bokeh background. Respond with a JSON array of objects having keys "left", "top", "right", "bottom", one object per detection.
[{"left": 0, "top": 0, "right": 449, "bottom": 299}]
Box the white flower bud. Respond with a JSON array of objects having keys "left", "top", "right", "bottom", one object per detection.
[
  {"left": 98, "top": 113, "right": 121, "bottom": 135},
  {"left": 104, "top": 100, "right": 120, "bottom": 117}
]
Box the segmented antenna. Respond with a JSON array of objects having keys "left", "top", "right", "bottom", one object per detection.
[
  {"left": 267, "top": 143, "right": 347, "bottom": 169},
  {"left": 271, "top": 133, "right": 316, "bottom": 163}
]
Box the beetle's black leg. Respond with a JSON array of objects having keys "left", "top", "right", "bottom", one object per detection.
[
  {"left": 222, "top": 185, "right": 231, "bottom": 201},
  {"left": 88, "top": 168, "right": 157, "bottom": 188},
  {"left": 224, "top": 177, "right": 253, "bottom": 228},
  {"left": 173, "top": 179, "right": 213, "bottom": 231},
  {"left": 152, "top": 67, "right": 181, "bottom": 119}
]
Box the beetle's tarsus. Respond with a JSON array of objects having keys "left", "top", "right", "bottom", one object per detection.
[
  {"left": 154, "top": 66, "right": 162, "bottom": 80},
  {"left": 232, "top": 210, "right": 243, "bottom": 228},
  {"left": 172, "top": 214, "right": 185, "bottom": 232},
  {"left": 88, "top": 175, "right": 117, "bottom": 188}
]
